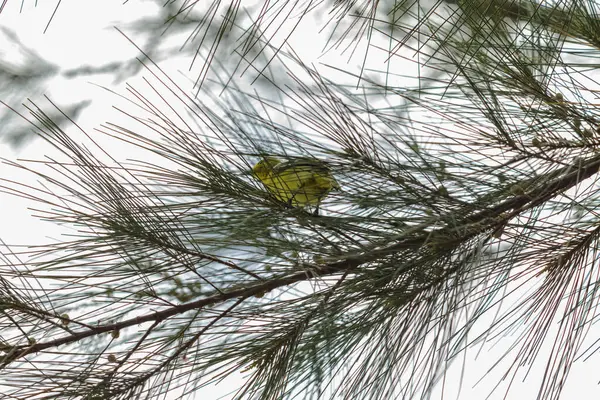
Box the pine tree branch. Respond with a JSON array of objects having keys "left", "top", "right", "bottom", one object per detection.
[{"left": 0, "top": 259, "right": 360, "bottom": 366}]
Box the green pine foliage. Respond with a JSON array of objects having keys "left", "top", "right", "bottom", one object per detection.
[{"left": 2, "top": 0, "right": 600, "bottom": 399}]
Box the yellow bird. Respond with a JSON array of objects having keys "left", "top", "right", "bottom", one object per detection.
[{"left": 252, "top": 156, "right": 340, "bottom": 209}]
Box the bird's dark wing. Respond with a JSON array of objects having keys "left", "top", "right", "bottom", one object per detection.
[{"left": 271, "top": 158, "right": 331, "bottom": 175}]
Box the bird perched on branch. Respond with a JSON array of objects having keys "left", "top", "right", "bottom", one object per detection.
[{"left": 252, "top": 156, "right": 340, "bottom": 212}]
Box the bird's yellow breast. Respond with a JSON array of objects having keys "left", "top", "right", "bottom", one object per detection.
[{"left": 253, "top": 157, "right": 339, "bottom": 207}]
